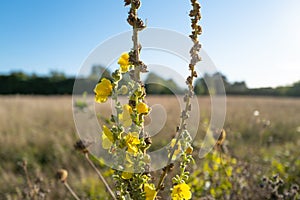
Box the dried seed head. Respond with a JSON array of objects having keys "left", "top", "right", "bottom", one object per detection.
[
  {"left": 160, "top": 183, "right": 165, "bottom": 191},
  {"left": 129, "top": 99, "right": 136, "bottom": 108},
  {"left": 145, "top": 137, "right": 152, "bottom": 145},
  {"left": 127, "top": 12, "right": 135, "bottom": 26},
  {"left": 262, "top": 176, "right": 268, "bottom": 182},
  {"left": 74, "top": 139, "right": 93, "bottom": 153},
  {"left": 140, "top": 62, "right": 148, "bottom": 73},
  {"left": 56, "top": 169, "right": 68, "bottom": 183},
  {"left": 273, "top": 174, "right": 278, "bottom": 181},
  {"left": 132, "top": 0, "right": 141, "bottom": 9},
  {"left": 292, "top": 184, "right": 299, "bottom": 191},
  {"left": 216, "top": 129, "right": 226, "bottom": 145},
  {"left": 185, "top": 146, "right": 193, "bottom": 154},
  {"left": 186, "top": 76, "right": 193, "bottom": 85},
  {"left": 22, "top": 159, "right": 28, "bottom": 168},
  {"left": 169, "top": 163, "right": 174, "bottom": 171},
  {"left": 192, "top": 71, "right": 198, "bottom": 78},
  {"left": 124, "top": 0, "right": 131, "bottom": 6}
]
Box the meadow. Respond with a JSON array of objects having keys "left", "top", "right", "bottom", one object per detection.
[{"left": 1, "top": 95, "right": 300, "bottom": 199}]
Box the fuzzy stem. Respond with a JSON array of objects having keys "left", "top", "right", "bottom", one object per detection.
[
  {"left": 64, "top": 181, "right": 81, "bottom": 200},
  {"left": 156, "top": 97, "right": 192, "bottom": 191},
  {"left": 156, "top": 0, "right": 201, "bottom": 193},
  {"left": 84, "top": 153, "right": 117, "bottom": 200},
  {"left": 132, "top": 3, "right": 141, "bottom": 82}
]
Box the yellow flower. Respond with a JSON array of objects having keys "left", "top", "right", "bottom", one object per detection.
[
  {"left": 102, "top": 125, "right": 114, "bottom": 142},
  {"left": 121, "top": 171, "right": 133, "bottom": 180},
  {"left": 144, "top": 183, "right": 157, "bottom": 200},
  {"left": 170, "top": 139, "right": 182, "bottom": 160},
  {"left": 185, "top": 146, "right": 193, "bottom": 155},
  {"left": 94, "top": 78, "right": 113, "bottom": 103},
  {"left": 101, "top": 125, "right": 114, "bottom": 149},
  {"left": 118, "top": 52, "right": 130, "bottom": 73},
  {"left": 119, "top": 104, "right": 133, "bottom": 127},
  {"left": 121, "top": 162, "right": 134, "bottom": 180},
  {"left": 102, "top": 134, "right": 112, "bottom": 149},
  {"left": 171, "top": 183, "right": 192, "bottom": 200},
  {"left": 124, "top": 132, "right": 140, "bottom": 154},
  {"left": 137, "top": 102, "right": 149, "bottom": 114}
]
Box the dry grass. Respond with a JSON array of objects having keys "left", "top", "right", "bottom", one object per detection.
[{"left": 1, "top": 95, "right": 300, "bottom": 199}]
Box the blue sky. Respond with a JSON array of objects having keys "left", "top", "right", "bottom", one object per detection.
[{"left": 0, "top": 0, "right": 300, "bottom": 88}]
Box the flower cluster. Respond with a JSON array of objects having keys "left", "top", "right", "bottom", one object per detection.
[
  {"left": 91, "top": 0, "right": 201, "bottom": 199},
  {"left": 94, "top": 53, "right": 195, "bottom": 200},
  {"left": 94, "top": 50, "right": 153, "bottom": 199}
]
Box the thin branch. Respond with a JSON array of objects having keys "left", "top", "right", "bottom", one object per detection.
[
  {"left": 63, "top": 181, "right": 81, "bottom": 200},
  {"left": 22, "top": 161, "right": 33, "bottom": 189},
  {"left": 84, "top": 153, "right": 117, "bottom": 200}
]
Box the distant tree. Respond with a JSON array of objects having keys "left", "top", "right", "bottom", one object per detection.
[
  {"left": 49, "top": 71, "right": 66, "bottom": 81},
  {"left": 227, "top": 81, "right": 248, "bottom": 94},
  {"left": 10, "top": 71, "right": 29, "bottom": 80},
  {"left": 286, "top": 81, "right": 300, "bottom": 96},
  {"left": 194, "top": 76, "right": 208, "bottom": 95},
  {"left": 89, "top": 65, "right": 111, "bottom": 81},
  {"left": 194, "top": 72, "right": 229, "bottom": 95},
  {"left": 0, "top": 70, "right": 299, "bottom": 96},
  {"left": 144, "top": 73, "right": 183, "bottom": 94}
]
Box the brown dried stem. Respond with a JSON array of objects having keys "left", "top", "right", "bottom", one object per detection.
[
  {"left": 21, "top": 159, "right": 33, "bottom": 190},
  {"left": 74, "top": 140, "right": 116, "bottom": 199},
  {"left": 63, "top": 181, "right": 81, "bottom": 200},
  {"left": 84, "top": 153, "right": 117, "bottom": 200}
]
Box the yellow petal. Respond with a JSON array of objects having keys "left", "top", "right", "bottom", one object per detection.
[
  {"left": 172, "top": 183, "right": 192, "bottom": 200},
  {"left": 137, "top": 102, "right": 149, "bottom": 114},
  {"left": 102, "top": 125, "right": 114, "bottom": 142},
  {"left": 102, "top": 134, "right": 112, "bottom": 149},
  {"left": 125, "top": 132, "right": 140, "bottom": 154},
  {"left": 118, "top": 53, "right": 130, "bottom": 73},
  {"left": 144, "top": 183, "right": 157, "bottom": 200},
  {"left": 95, "top": 94, "right": 108, "bottom": 103},
  {"left": 120, "top": 104, "right": 133, "bottom": 127},
  {"left": 121, "top": 171, "right": 133, "bottom": 180},
  {"left": 94, "top": 78, "right": 113, "bottom": 103},
  {"left": 120, "top": 64, "right": 129, "bottom": 73}
]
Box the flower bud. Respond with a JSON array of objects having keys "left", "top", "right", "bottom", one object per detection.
[
  {"left": 119, "top": 85, "right": 128, "bottom": 95},
  {"left": 112, "top": 70, "right": 122, "bottom": 82},
  {"left": 185, "top": 146, "right": 193, "bottom": 155}
]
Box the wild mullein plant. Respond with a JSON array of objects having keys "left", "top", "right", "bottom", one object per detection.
[{"left": 86, "top": 0, "right": 200, "bottom": 199}]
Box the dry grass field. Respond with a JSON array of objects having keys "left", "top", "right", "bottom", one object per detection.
[{"left": 1, "top": 95, "right": 300, "bottom": 199}]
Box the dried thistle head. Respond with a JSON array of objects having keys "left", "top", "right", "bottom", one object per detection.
[
  {"left": 74, "top": 139, "right": 93, "bottom": 154},
  {"left": 56, "top": 169, "right": 68, "bottom": 183}
]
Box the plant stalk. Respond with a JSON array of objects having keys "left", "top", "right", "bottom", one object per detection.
[
  {"left": 64, "top": 181, "right": 81, "bottom": 200},
  {"left": 156, "top": 0, "right": 202, "bottom": 192},
  {"left": 84, "top": 153, "right": 117, "bottom": 200}
]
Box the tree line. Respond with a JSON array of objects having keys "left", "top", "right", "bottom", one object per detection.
[
  {"left": 1, "top": 68, "right": 299, "bottom": 97},
  {"left": 194, "top": 72, "right": 300, "bottom": 97}
]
